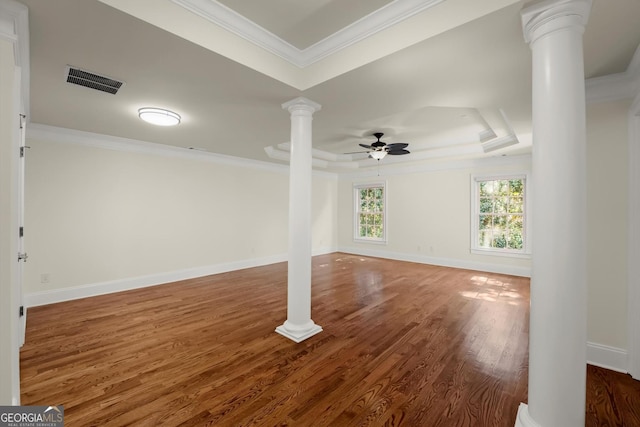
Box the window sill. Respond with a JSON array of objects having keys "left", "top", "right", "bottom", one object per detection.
[
  {"left": 354, "top": 238, "right": 387, "bottom": 245},
  {"left": 470, "top": 248, "right": 531, "bottom": 259}
]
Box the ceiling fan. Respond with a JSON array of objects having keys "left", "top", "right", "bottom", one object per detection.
[{"left": 348, "top": 132, "right": 410, "bottom": 161}]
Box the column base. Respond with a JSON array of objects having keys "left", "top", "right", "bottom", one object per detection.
[
  {"left": 514, "top": 403, "right": 541, "bottom": 427},
  {"left": 275, "top": 320, "right": 322, "bottom": 343}
]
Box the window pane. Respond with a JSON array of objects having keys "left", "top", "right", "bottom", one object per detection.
[
  {"left": 509, "top": 197, "right": 524, "bottom": 213},
  {"left": 497, "top": 180, "right": 509, "bottom": 196},
  {"left": 494, "top": 215, "right": 507, "bottom": 231},
  {"left": 479, "top": 230, "right": 492, "bottom": 248},
  {"left": 480, "top": 198, "right": 493, "bottom": 213},
  {"left": 359, "top": 226, "right": 367, "bottom": 237},
  {"left": 493, "top": 232, "right": 507, "bottom": 248},
  {"left": 508, "top": 231, "right": 524, "bottom": 250},
  {"left": 480, "top": 181, "right": 494, "bottom": 196},
  {"left": 494, "top": 198, "right": 508, "bottom": 214},
  {"left": 508, "top": 215, "right": 523, "bottom": 231},
  {"left": 509, "top": 179, "right": 524, "bottom": 196},
  {"left": 373, "top": 214, "right": 382, "bottom": 226},
  {"left": 479, "top": 215, "right": 492, "bottom": 230}
]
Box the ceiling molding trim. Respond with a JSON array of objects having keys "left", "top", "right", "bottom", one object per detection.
[
  {"left": 338, "top": 153, "right": 532, "bottom": 178},
  {"left": 265, "top": 144, "right": 360, "bottom": 169},
  {"left": 297, "top": 0, "right": 446, "bottom": 67},
  {"left": 27, "top": 123, "right": 340, "bottom": 178},
  {"left": 0, "top": 0, "right": 30, "bottom": 117},
  {"left": 481, "top": 134, "right": 519, "bottom": 153},
  {"left": 264, "top": 145, "right": 332, "bottom": 169},
  {"left": 172, "top": 0, "right": 446, "bottom": 68},
  {"left": 627, "top": 43, "right": 640, "bottom": 78},
  {"left": 171, "top": 0, "right": 300, "bottom": 65},
  {"left": 265, "top": 138, "right": 524, "bottom": 171},
  {"left": 276, "top": 142, "right": 354, "bottom": 163},
  {"left": 586, "top": 43, "right": 640, "bottom": 104},
  {"left": 586, "top": 72, "right": 637, "bottom": 103},
  {"left": 478, "top": 108, "right": 520, "bottom": 152}
]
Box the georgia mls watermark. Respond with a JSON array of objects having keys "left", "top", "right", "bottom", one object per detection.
[{"left": 0, "top": 406, "right": 63, "bottom": 427}]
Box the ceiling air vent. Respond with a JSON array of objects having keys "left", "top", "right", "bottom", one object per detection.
[{"left": 65, "top": 66, "right": 125, "bottom": 95}]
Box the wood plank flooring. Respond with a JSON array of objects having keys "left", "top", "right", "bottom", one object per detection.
[{"left": 19, "top": 253, "right": 639, "bottom": 426}]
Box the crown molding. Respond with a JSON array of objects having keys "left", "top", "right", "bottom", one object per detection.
[
  {"left": 0, "top": 0, "right": 29, "bottom": 117},
  {"left": 586, "top": 44, "right": 640, "bottom": 103},
  {"left": 299, "top": 0, "right": 446, "bottom": 67},
  {"left": 24, "top": 124, "right": 528, "bottom": 180},
  {"left": 478, "top": 107, "right": 520, "bottom": 152},
  {"left": 338, "top": 153, "right": 532, "bottom": 179},
  {"left": 171, "top": 0, "right": 300, "bottom": 65},
  {"left": 264, "top": 140, "right": 487, "bottom": 170},
  {"left": 171, "top": 0, "right": 445, "bottom": 68},
  {"left": 481, "top": 134, "right": 519, "bottom": 153},
  {"left": 26, "top": 123, "right": 335, "bottom": 179}
]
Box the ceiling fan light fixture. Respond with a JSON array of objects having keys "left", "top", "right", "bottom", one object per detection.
[
  {"left": 370, "top": 150, "right": 387, "bottom": 160},
  {"left": 138, "top": 107, "right": 181, "bottom": 126}
]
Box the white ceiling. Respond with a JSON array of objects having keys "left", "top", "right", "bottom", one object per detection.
[
  {"left": 19, "top": 0, "right": 640, "bottom": 171},
  {"left": 216, "top": 0, "right": 394, "bottom": 50}
]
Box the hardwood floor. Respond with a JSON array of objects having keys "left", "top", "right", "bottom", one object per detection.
[
  {"left": 586, "top": 366, "right": 640, "bottom": 427},
  {"left": 19, "top": 253, "right": 638, "bottom": 426}
]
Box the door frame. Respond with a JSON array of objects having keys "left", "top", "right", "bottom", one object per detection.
[
  {"left": 0, "top": 0, "right": 29, "bottom": 405},
  {"left": 628, "top": 92, "right": 640, "bottom": 380}
]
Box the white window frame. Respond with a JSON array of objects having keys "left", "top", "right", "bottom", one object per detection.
[
  {"left": 353, "top": 182, "right": 387, "bottom": 244},
  {"left": 470, "top": 173, "right": 531, "bottom": 258}
]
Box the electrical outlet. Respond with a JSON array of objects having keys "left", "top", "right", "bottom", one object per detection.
[{"left": 40, "top": 273, "right": 50, "bottom": 284}]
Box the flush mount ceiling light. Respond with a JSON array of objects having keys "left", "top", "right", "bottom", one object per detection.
[{"left": 138, "top": 107, "right": 181, "bottom": 126}]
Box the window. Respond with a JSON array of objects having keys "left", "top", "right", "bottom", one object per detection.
[
  {"left": 354, "top": 183, "right": 386, "bottom": 243},
  {"left": 471, "top": 175, "right": 529, "bottom": 256}
]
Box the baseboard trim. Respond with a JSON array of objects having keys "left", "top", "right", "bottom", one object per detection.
[
  {"left": 25, "top": 246, "right": 337, "bottom": 307},
  {"left": 338, "top": 246, "right": 531, "bottom": 277},
  {"left": 24, "top": 246, "right": 533, "bottom": 307},
  {"left": 514, "top": 403, "right": 540, "bottom": 427},
  {"left": 25, "top": 254, "right": 285, "bottom": 307},
  {"left": 587, "top": 342, "right": 628, "bottom": 374}
]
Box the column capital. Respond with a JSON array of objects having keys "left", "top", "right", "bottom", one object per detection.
[
  {"left": 521, "top": 0, "right": 592, "bottom": 45},
  {"left": 282, "top": 97, "right": 321, "bottom": 114}
]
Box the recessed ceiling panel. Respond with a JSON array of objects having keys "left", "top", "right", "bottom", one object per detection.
[{"left": 216, "top": 0, "right": 393, "bottom": 49}]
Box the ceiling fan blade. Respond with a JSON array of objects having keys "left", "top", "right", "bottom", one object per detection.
[
  {"left": 386, "top": 143, "right": 409, "bottom": 150},
  {"left": 387, "top": 149, "right": 410, "bottom": 155},
  {"left": 359, "top": 143, "right": 372, "bottom": 149},
  {"left": 343, "top": 151, "right": 370, "bottom": 154}
]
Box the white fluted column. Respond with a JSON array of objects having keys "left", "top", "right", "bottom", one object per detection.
[
  {"left": 275, "top": 97, "right": 322, "bottom": 343},
  {"left": 516, "top": 1, "right": 592, "bottom": 426}
]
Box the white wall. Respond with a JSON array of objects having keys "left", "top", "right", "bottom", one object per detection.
[
  {"left": 337, "top": 157, "right": 533, "bottom": 277},
  {"left": 24, "top": 133, "right": 337, "bottom": 304},
  {"left": 586, "top": 99, "right": 630, "bottom": 352}
]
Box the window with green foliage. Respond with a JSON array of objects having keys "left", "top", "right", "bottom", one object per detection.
[
  {"left": 354, "top": 183, "right": 386, "bottom": 242},
  {"left": 471, "top": 176, "right": 528, "bottom": 255}
]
